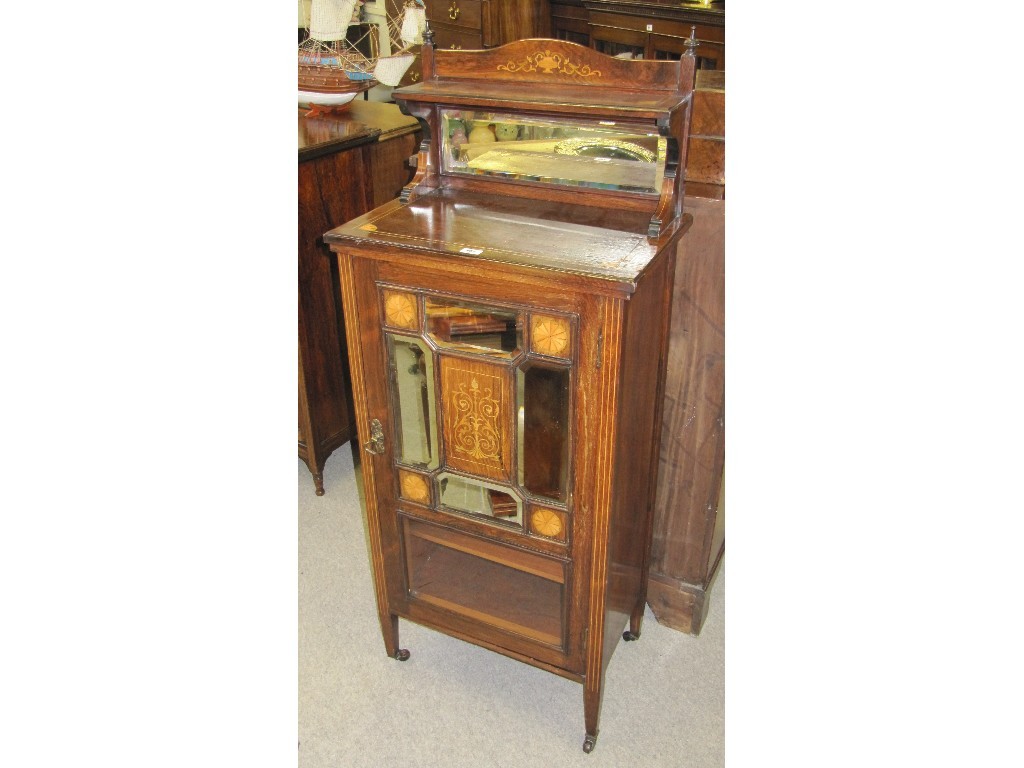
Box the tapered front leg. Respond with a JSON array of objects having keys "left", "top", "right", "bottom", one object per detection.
[
  {"left": 583, "top": 675, "right": 602, "bottom": 753},
  {"left": 380, "top": 612, "right": 410, "bottom": 661}
]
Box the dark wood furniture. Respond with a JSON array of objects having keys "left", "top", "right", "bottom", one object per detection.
[
  {"left": 683, "top": 68, "right": 724, "bottom": 200},
  {"left": 298, "top": 101, "right": 420, "bottom": 495},
  {"left": 325, "top": 38, "right": 696, "bottom": 751},
  {"left": 647, "top": 67, "right": 724, "bottom": 633},
  {"left": 551, "top": 1, "right": 725, "bottom": 71},
  {"left": 422, "top": 0, "right": 551, "bottom": 51},
  {"left": 550, "top": 1, "right": 590, "bottom": 46}
]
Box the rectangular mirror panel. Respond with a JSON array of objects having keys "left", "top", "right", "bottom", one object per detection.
[
  {"left": 440, "top": 108, "right": 667, "bottom": 194},
  {"left": 387, "top": 334, "right": 439, "bottom": 469}
]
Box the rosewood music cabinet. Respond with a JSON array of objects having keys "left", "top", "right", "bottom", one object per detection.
[{"left": 325, "top": 37, "right": 695, "bottom": 751}]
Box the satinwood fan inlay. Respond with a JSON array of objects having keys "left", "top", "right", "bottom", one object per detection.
[
  {"left": 383, "top": 290, "right": 418, "bottom": 330},
  {"left": 532, "top": 314, "right": 571, "bottom": 358}
]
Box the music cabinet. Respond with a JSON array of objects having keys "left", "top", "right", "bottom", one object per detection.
[{"left": 325, "top": 36, "right": 696, "bottom": 751}]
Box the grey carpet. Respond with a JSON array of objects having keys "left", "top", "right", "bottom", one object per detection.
[{"left": 299, "top": 447, "right": 724, "bottom": 767}]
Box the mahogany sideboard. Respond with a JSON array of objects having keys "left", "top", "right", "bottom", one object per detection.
[{"left": 298, "top": 100, "right": 420, "bottom": 495}]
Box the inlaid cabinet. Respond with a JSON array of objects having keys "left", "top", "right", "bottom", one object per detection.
[{"left": 325, "top": 36, "right": 695, "bottom": 751}]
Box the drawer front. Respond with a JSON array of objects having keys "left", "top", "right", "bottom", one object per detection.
[
  {"left": 589, "top": 11, "right": 724, "bottom": 42},
  {"left": 424, "top": 0, "right": 482, "bottom": 31},
  {"left": 429, "top": 22, "right": 484, "bottom": 50}
]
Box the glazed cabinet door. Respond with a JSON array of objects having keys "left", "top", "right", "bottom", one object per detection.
[{"left": 344, "top": 254, "right": 587, "bottom": 673}]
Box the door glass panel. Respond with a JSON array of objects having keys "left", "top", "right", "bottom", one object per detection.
[
  {"left": 403, "top": 517, "right": 565, "bottom": 648},
  {"left": 438, "top": 472, "right": 523, "bottom": 528},
  {"left": 426, "top": 296, "right": 522, "bottom": 357},
  {"left": 517, "top": 363, "right": 570, "bottom": 502},
  {"left": 387, "top": 334, "right": 438, "bottom": 469}
]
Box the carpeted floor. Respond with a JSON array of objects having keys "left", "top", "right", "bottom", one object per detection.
[{"left": 299, "top": 447, "right": 724, "bottom": 767}]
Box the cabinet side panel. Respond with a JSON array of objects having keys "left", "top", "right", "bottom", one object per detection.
[{"left": 602, "top": 250, "right": 675, "bottom": 670}]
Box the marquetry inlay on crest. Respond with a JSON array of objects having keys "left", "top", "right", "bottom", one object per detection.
[
  {"left": 531, "top": 314, "right": 571, "bottom": 358},
  {"left": 383, "top": 290, "right": 418, "bottom": 330},
  {"left": 497, "top": 51, "right": 602, "bottom": 79},
  {"left": 531, "top": 508, "right": 564, "bottom": 539},
  {"left": 398, "top": 469, "right": 430, "bottom": 504}
]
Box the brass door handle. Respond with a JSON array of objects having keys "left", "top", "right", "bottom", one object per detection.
[
  {"left": 448, "top": 1, "right": 460, "bottom": 20},
  {"left": 363, "top": 418, "right": 386, "bottom": 455}
]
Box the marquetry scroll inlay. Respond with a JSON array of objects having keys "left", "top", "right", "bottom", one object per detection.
[
  {"left": 497, "top": 51, "right": 602, "bottom": 79},
  {"left": 451, "top": 376, "right": 501, "bottom": 460},
  {"left": 440, "top": 358, "right": 512, "bottom": 481},
  {"left": 531, "top": 314, "right": 571, "bottom": 358},
  {"left": 383, "top": 290, "right": 418, "bottom": 330},
  {"left": 398, "top": 469, "right": 430, "bottom": 504},
  {"left": 531, "top": 508, "right": 564, "bottom": 539}
]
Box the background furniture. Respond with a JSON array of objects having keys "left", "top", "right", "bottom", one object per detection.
[
  {"left": 326, "top": 38, "right": 696, "bottom": 751},
  {"left": 551, "top": 1, "right": 724, "bottom": 70},
  {"left": 423, "top": 0, "right": 551, "bottom": 50},
  {"left": 298, "top": 101, "right": 420, "bottom": 495},
  {"left": 647, "top": 67, "right": 724, "bottom": 634}
]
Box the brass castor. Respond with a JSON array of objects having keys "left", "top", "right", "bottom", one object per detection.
[
  {"left": 394, "top": 649, "right": 410, "bottom": 661},
  {"left": 582, "top": 734, "right": 597, "bottom": 753},
  {"left": 622, "top": 630, "right": 639, "bottom": 641}
]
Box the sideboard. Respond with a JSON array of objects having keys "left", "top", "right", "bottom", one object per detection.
[
  {"left": 551, "top": 1, "right": 725, "bottom": 70},
  {"left": 298, "top": 101, "right": 421, "bottom": 494}
]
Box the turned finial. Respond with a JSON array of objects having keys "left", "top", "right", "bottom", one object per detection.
[{"left": 683, "top": 25, "right": 699, "bottom": 57}]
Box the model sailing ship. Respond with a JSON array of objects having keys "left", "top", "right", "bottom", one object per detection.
[{"left": 298, "top": 0, "right": 426, "bottom": 111}]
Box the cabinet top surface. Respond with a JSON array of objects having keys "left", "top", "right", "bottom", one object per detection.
[{"left": 324, "top": 187, "right": 685, "bottom": 285}]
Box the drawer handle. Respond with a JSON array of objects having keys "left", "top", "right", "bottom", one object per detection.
[
  {"left": 448, "top": 1, "right": 460, "bottom": 20},
  {"left": 363, "top": 418, "right": 386, "bottom": 456}
]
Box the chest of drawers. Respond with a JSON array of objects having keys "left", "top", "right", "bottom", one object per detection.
[{"left": 423, "top": 0, "right": 551, "bottom": 50}]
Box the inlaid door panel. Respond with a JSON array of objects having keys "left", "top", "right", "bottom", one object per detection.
[{"left": 439, "top": 356, "right": 514, "bottom": 482}]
